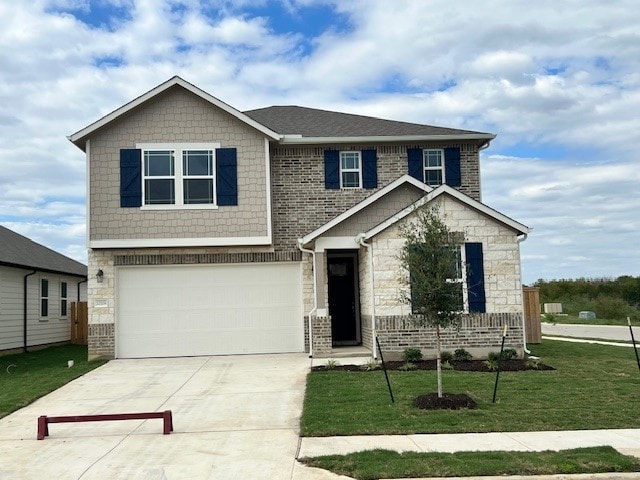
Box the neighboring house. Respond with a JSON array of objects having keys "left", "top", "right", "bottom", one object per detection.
[
  {"left": 69, "top": 76, "right": 530, "bottom": 360},
  {"left": 0, "top": 226, "right": 87, "bottom": 354}
]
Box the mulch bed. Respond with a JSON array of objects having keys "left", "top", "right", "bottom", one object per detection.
[
  {"left": 311, "top": 359, "right": 554, "bottom": 372},
  {"left": 413, "top": 392, "right": 477, "bottom": 410}
]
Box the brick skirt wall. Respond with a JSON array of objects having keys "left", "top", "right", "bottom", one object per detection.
[
  {"left": 375, "top": 313, "right": 523, "bottom": 360},
  {"left": 88, "top": 323, "right": 115, "bottom": 360}
]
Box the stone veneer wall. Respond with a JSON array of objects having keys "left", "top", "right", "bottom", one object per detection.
[
  {"left": 375, "top": 313, "right": 523, "bottom": 360},
  {"left": 270, "top": 142, "right": 481, "bottom": 251},
  {"left": 371, "top": 196, "right": 524, "bottom": 317}
]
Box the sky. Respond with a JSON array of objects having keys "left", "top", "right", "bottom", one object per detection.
[{"left": 1, "top": 0, "right": 639, "bottom": 285}]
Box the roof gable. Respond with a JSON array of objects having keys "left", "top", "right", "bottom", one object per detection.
[
  {"left": 68, "top": 76, "right": 280, "bottom": 150},
  {"left": 299, "top": 175, "right": 432, "bottom": 246},
  {"left": 0, "top": 226, "right": 87, "bottom": 277},
  {"left": 364, "top": 184, "right": 531, "bottom": 240}
]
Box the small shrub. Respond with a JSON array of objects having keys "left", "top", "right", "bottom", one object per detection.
[
  {"left": 484, "top": 358, "right": 499, "bottom": 371},
  {"left": 440, "top": 351, "right": 453, "bottom": 363},
  {"left": 325, "top": 359, "right": 339, "bottom": 370},
  {"left": 442, "top": 361, "right": 454, "bottom": 370},
  {"left": 501, "top": 348, "right": 518, "bottom": 360},
  {"left": 487, "top": 351, "right": 500, "bottom": 362},
  {"left": 542, "top": 312, "right": 558, "bottom": 323},
  {"left": 362, "top": 359, "right": 380, "bottom": 371},
  {"left": 403, "top": 348, "right": 423, "bottom": 363},
  {"left": 526, "top": 357, "right": 542, "bottom": 370},
  {"left": 398, "top": 362, "right": 417, "bottom": 371},
  {"left": 454, "top": 348, "right": 473, "bottom": 361}
]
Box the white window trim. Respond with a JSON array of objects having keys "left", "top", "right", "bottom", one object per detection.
[
  {"left": 423, "top": 148, "right": 445, "bottom": 186},
  {"left": 40, "top": 278, "right": 49, "bottom": 319},
  {"left": 410, "top": 244, "right": 469, "bottom": 314},
  {"left": 339, "top": 151, "right": 362, "bottom": 189},
  {"left": 137, "top": 142, "right": 221, "bottom": 210},
  {"left": 60, "top": 281, "right": 68, "bottom": 318},
  {"left": 445, "top": 245, "right": 469, "bottom": 314}
]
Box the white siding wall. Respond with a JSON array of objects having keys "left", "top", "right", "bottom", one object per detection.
[{"left": 0, "top": 266, "right": 86, "bottom": 351}]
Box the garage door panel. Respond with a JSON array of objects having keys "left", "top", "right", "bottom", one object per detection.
[{"left": 116, "top": 263, "right": 303, "bottom": 358}]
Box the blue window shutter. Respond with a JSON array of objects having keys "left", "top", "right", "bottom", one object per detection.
[
  {"left": 465, "top": 242, "right": 486, "bottom": 313},
  {"left": 324, "top": 150, "right": 339, "bottom": 189},
  {"left": 216, "top": 148, "right": 237, "bottom": 206},
  {"left": 444, "top": 147, "right": 461, "bottom": 187},
  {"left": 407, "top": 148, "right": 423, "bottom": 181},
  {"left": 120, "top": 149, "right": 141, "bottom": 207},
  {"left": 362, "top": 149, "right": 377, "bottom": 189}
]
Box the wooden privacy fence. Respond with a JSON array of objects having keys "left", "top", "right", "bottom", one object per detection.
[
  {"left": 70, "top": 302, "right": 88, "bottom": 345},
  {"left": 523, "top": 287, "right": 542, "bottom": 344}
]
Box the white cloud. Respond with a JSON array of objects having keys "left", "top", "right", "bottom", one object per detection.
[{"left": 1, "top": 0, "right": 640, "bottom": 282}]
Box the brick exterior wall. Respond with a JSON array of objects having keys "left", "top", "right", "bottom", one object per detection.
[
  {"left": 87, "top": 323, "right": 115, "bottom": 360},
  {"left": 270, "top": 142, "right": 481, "bottom": 252},
  {"left": 375, "top": 313, "right": 523, "bottom": 360},
  {"left": 311, "top": 315, "right": 332, "bottom": 355}
]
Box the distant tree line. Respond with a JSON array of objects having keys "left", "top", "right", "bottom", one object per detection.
[{"left": 532, "top": 276, "right": 640, "bottom": 320}]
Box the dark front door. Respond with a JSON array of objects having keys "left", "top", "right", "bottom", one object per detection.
[{"left": 327, "top": 253, "right": 360, "bottom": 345}]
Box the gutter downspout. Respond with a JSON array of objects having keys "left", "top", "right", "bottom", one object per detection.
[
  {"left": 517, "top": 233, "right": 531, "bottom": 355},
  {"left": 23, "top": 270, "right": 37, "bottom": 353},
  {"left": 77, "top": 277, "right": 87, "bottom": 301},
  {"left": 356, "top": 234, "right": 377, "bottom": 359},
  {"left": 297, "top": 239, "right": 317, "bottom": 358}
]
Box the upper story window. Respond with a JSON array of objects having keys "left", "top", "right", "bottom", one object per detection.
[
  {"left": 140, "top": 144, "right": 218, "bottom": 208},
  {"left": 324, "top": 149, "right": 377, "bottom": 190},
  {"left": 340, "top": 151, "right": 362, "bottom": 188},
  {"left": 120, "top": 145, "right": 237, "bottom": 209},
  {"left": 423, "top": 149, "right": 444, "bottom": 186},
  {"left": 407, "top": 147, "right": 461, "bottom": 188}
]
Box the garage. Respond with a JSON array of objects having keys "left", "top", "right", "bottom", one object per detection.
[{"left": 115, "top": 263, "right": 304, "bottom": 358}]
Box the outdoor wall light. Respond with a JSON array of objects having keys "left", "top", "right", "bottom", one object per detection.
[{"left": 96, "top": 269, "right": 104, "bottom": 284}]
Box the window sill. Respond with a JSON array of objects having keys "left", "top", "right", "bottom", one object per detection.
[{"left": 140, "top": 204, "right": 219, "bottom": 211}]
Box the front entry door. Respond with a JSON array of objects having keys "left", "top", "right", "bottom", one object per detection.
[{"left": 327, "top": 253, "right": 360, "bottom": 346}]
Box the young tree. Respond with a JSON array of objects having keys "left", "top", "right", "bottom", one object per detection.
[{"left": 398, "top": 204, "right": 465, "bottom": 398}]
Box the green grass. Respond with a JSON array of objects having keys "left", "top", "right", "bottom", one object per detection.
[
  {"left": 0, "top": 344, "right": 106, "bottom": 418},
  {"left": 301, "top": 447, "right": 640, "bottom": 480},
  {"left": 301, "top": 340, "right": 640, "bottom": 436}
]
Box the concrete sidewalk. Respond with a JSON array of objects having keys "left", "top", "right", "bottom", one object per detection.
[
  {"left": 298, "top": 429, "right": 640, "bottom": 479},
  {"left": 299, "top": 429, "right": 640, "bottom": 458}
]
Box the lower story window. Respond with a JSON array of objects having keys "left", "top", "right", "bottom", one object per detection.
[{"left": 41, "top": 278, "right": 49, "bottom": 317}]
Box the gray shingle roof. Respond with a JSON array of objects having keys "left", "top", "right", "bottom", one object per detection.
[
  {"left": 0, "top": 226, "right": 87, "bottom": 277},
  {"left": 243, "top": 105, "right": 491, "bottom": 138}
]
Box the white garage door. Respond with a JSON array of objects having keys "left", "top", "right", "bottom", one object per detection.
[{"left": 116, "top": 263, "right": 304, "bottom": 358}]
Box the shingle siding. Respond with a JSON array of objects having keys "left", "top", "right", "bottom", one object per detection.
[{"left": 88, "top": 87, "right": 269, "bottom": 242}]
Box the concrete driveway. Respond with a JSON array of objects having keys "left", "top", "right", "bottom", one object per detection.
[{"left": 0, "top": 353, "right": 336, "bottom": 479}]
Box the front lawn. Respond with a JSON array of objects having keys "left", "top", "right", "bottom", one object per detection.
[
  {"left": 301, "top": 340, "right": 640, "bottom": 436},
  {"left": 301, "top": 447, "right": 640, "bottom": 480},
  {"left": 0, "top": 344, "right": 106, "bottom": 418}
]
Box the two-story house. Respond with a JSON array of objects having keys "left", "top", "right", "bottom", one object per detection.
[{"left": 69, "top": 76, "right": 530, "bottom": 360}]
